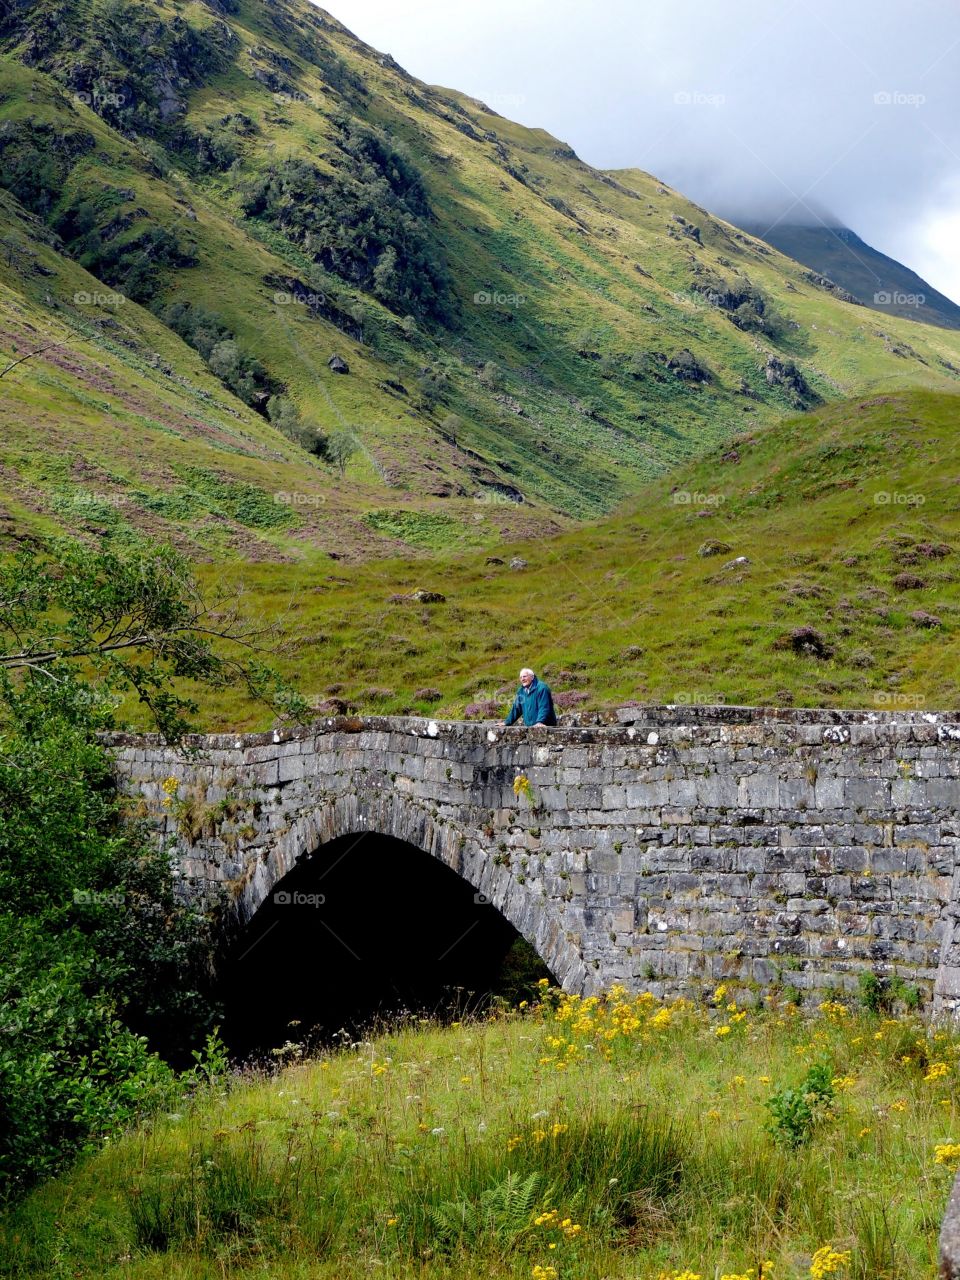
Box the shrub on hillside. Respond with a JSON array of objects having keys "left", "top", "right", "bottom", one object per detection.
[{"left": 237, "top": 118, "right": 455, "bottom": 325}]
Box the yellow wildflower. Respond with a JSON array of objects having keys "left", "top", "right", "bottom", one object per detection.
[
  {"left": 890, "top": 1100, "right": 907, "bottom": 1112},
  {"left": 934, "top": 1143, "right": 960, "bottom": 1167},
  {"left": 809, "top": 1244, "right": 851, "bottom": 1278},
  {"left": 386, "top": 1216, "right": 398, "bottom": 1226},
  {"left": 925, "top": 1061, "right": 950, "bottom": 1082},
  {"left": 716, "top": 1025, "right": 732, "bottom": 1037},
  {"left": 531, "top": 1267, "right": 558, "bottom": 1280}
]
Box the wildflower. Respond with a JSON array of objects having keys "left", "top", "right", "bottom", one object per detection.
[
  {"left": 809, "top": 1245, "right": 851, "bottom": 1278},
  {"left": 831, "top": 1076, "right": 856, "bottom": 1092},
  {"left": 890, "top": 1100, "right": 907, "bottom": 1113},
  {"left": 658, "top": 1271, "right": 703, "bottom": 1280},
  {"left": 430, "top": 1127, "right": 445, "bottom": 1136},
  {"left": 716, "top": 1025, "right": 732, "bottom": 1037},
  {"left": 858, "top": 1127, "right": 871, "bottom": 1138},
  {"left": 506, "top": 1135, "right": 522, "bottom": 1151},
  {"left": 551, "top": 1121, "right": 568, "bottom": 1137},
  {"left": 934, "top": 1143, "right": 960, "bottom": 1167},
  {"left": 531, "top": 1267, "right": 558, "bottom": 1280},
  {"left": 731, "top": 1011, "right": 748, "bottom": 1023},
  {"left": 459, "top": 1075, "right": 472, "bottom": 1084},
  {"left": 731, "top": 1075, "right": 746, "bottom": 1088},
  {"left": 371, "top": 1061, "right": 390, "bottom": 1076},
  {"left": 925, "top": 1061, "right": 950, "bottom": 1082},
  {"left": 759, "top": 1076, "right": 772, "bottom": 1086},
  {"left": 534, "top": 1210, "right": 558, "bottom": 1227},
  {"left": 714, "top": 984, "right": 728, "bottom": 1001},
  {"left": 386, "top": 1216, "right": 398, "bottom": 1226}
]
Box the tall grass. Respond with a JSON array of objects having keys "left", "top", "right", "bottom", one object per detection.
[{"left": 2, "top": 987, "right": 958, "bottom": 1278}]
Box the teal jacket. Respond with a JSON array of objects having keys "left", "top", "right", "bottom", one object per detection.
[{"left": 505, "top": 677, "right": 557, "bottom": 726}]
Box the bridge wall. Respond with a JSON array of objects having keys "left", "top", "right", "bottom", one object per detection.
[{"left": 107, "top": 706, "right": 960, "bottom": 1012}]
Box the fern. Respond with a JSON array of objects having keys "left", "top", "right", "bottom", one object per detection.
[{"left": 427, "top": 1170, "right": 549, "bottom": 1251}]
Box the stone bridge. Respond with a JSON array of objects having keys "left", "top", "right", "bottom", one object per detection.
[{"left": 107, "top": 703, "right": 960, "bottom": 1013}]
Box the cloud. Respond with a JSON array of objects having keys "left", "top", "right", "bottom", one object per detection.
[{"left": 324, "top": 0, "right": 960, "bottom": 302}]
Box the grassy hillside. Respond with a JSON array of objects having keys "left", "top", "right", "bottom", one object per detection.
[
  {"left": 3, "top": 986, "right": 959, "bottom": 1278},
  {"left": 134, "top": 386, "right": 960, "bottom": 728},
  {"left": 1, "top": 0, "right": 960, "bottom": 556}
]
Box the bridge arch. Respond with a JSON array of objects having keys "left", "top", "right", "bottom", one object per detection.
[{"left": 226, "top": 785, "right": 583, "bottom": 997}]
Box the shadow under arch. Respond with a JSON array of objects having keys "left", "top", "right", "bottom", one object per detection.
[{"left": 219, "top": 829, "right": 555, "bottom": 1057}]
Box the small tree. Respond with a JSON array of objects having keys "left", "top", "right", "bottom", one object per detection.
[{"left": 326, "top": 430, "right": 358, "bottom": 475}]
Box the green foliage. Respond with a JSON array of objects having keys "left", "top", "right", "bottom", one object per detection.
[
  {"left": 361, "top": 508, "right": 472, "bottom": 549},
  {"left": 0, "top": 694, "right": 209, "bottom": 1196},
  {"left": 238, "top": 118, "right": 454, "bottom": 323},
  {"left": 765, "top": 1060, "right": 836, "bottom": 1149},
  {"left": 493, "top": 938, "right": 553, "bottom": 1006},
  {"left": 426, "top": 1171, "right": 547, "bottom": 1252},
  {"left": 178, "top": 466, "right": 294, "bottom": 530},
  {"left": 859, "top": 971, "right": 924, "bottom": 1015},
  {"left": 158, "top": 302, "right": 281, "bottom": 408},
  {"left": 0, "top": 536, "right": 307, "bottom": 1197}
]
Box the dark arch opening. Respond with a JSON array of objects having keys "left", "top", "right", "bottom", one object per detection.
[{"left": 218, "top": 831, "right": 554, "bottom": 1058}]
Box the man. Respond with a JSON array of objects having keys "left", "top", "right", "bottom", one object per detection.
[{"left": 504, "top": 667, "right": 557, "bottom": 727}]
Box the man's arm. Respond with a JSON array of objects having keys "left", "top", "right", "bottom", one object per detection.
[
  {"left": 505, "top": 691, "right": 521, "bottom": 725},
  {"left": 534, "top": 683, "right": 553, "bottom": 724}
]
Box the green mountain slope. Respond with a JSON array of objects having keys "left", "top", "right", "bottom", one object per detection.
[
  {"left": 735, "top": 220, "right": 960, "bottom": 332},
  {"left": 150, "top": 386, "right": 960, "bottom": 728},
  {"left": 1, "top": 0, "right": 960, "bottom": 556}
]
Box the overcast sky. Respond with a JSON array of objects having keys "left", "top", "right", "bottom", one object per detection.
[{"left": 322, "top": 0, "right": 960, "bottom": 303}]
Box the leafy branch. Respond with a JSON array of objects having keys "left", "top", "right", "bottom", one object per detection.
[{"left": 0, "top": 536, "right": 308, "bottom": 738}]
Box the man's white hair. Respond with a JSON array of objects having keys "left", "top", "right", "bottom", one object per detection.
[{"left": 519, "top": 667, "right": 535, "bottom": 678}]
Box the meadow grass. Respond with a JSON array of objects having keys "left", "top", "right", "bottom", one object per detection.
[
  {"left": 3, "top": 984, "right": 959, "bottom": 1279},
  {"left": 146, "top": 386, "right": 960, "bottom": 729}
]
